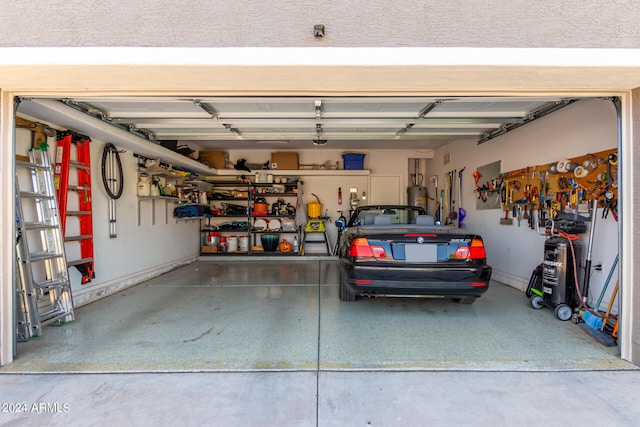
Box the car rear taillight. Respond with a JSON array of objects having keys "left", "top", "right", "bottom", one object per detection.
[
  {"left": 455, "top": 237, "right": 486, "bottom": 260},
  {"left": 349, "top": 238, "right": 386, "bottom": 258},
  {"left": 469, "top": 237, "right": 487, "bottom": 259}
]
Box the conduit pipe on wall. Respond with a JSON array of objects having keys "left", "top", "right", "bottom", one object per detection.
[{"left": 17, "top": 98, "right": 216, "bottom": 175}]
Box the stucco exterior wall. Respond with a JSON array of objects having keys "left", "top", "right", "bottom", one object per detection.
[
  {"left": 1, "top": 0, "right": 640, "bottom": 48},
  {"left": 1, "top": 0, "right": 639, "bottom": 366}
]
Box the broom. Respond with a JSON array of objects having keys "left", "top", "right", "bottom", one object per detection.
[
  {"left": 582, "top": 254, "right": 618, "bottom": 329},
  {"left": 566, "top": 201, "right": 617, "bottom": 346},
  {"left": 580, "top": 282, "right": 618, "bottom": 347}
]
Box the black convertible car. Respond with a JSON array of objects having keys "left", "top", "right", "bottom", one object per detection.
[{"left": 336, "top": 205, "right": 492, "bottom": 304}]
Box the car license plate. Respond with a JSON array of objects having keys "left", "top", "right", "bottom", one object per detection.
[{"left": 405, "top": 244, "right": 437, "bottom": 262}]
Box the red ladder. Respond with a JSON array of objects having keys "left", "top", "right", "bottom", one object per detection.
[{"left": 54, "top": 131, "right": 95, "bottom": 284}]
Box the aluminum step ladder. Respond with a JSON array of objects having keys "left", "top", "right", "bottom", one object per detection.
[
  {"left": 302, "top": 220, "right": 333, "bottom": 256},
  {"left": 15, "top": 144, "right": 75, "bottom": 340},
  {"left": 15, "top": 187, "right": 36, "bottom": 341},
  {"left": 54, "top": 131, "right": 95, "bottom": 284}
]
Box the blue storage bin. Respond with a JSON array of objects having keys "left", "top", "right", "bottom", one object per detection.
[{"left": 342, "top": 153, "right": 365, "bottom": 170}]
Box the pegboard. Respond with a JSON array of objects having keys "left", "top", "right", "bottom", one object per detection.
[
  {"left": 475, "top": 161, "right": 501, "bottom": 210},
  {"left": 474, "top": 147, "right": 618, "bottom": 224}
]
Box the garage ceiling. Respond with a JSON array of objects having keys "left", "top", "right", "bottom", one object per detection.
[{"left": 29, "top": 95, "right": 583, "bottom": 151}]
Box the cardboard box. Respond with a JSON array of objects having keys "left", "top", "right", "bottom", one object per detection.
[
  {"left": 271, "top": 152, "right": 299, "bottom": 170},
  {"left": 201, "top": 245, "right": 219, "bottom": 253},
  {"left": 199, "top": 151, "right": 228, "bottom": 169}
]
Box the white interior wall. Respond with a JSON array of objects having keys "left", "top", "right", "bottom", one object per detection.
[
  {"left": 14, "top": 123, "right": 199, "bottom": 307},
  {"left": 430, "top": 98, "right": 620, "bottom": 311}
]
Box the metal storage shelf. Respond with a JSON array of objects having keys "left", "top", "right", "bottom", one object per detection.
[
  {"left": 137, "top": 164, "right": 194, "bottom": 225},
  {"left": 199, "top": 181, "right": 250, "bottom": 255},
  {"left": 200, "top": 180, "right": 301, "bottom": 256},
  {"left": 137, "top": 196, "right": 182, "bottom": 225}
]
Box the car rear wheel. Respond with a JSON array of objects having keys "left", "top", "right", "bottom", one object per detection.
[
  {"left": 453, "top": 297, "right": 477, "bottom": 304},
  {"left": 339, "top": 272, "right": 356, "bottom": 302}
]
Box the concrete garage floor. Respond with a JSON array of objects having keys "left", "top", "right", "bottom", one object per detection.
[{"left": 1, "top": 259, "right": 639, "bottom": 426}]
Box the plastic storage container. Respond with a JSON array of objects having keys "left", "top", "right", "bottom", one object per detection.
[
  {"left": 307, "top": 202, "right": 322, "bottom": 219},
  {"left": 342, "top": 153, "right": 365, "bottom": 170},
  {"left": 238, "top": 235, "right": 249, "bottom": 252},
  {"left": 227, "top": 236, "right": 238, "bottom": 252},
  {"left": 137, "top": 173, "right": 151, "bottom": 196}
]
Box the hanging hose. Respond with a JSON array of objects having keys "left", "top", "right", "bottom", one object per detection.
[
  {"left": 101, "top": 143, "right": 124, "bottom": 238},
  {"left": 101, "top": 143, "right": 124, "bottom": 199}
]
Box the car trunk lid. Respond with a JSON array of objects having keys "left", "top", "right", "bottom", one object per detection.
[{"left": 350, "top": 227, "right": 486, "bottom": 263}]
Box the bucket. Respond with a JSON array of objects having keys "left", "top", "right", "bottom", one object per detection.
[
  {"left": 206, "top": 232, "right": 220, "bottom": 246},
  {"left": 253, "top": 203, "right": 268, "bottom": 213},
  {"left": 239, "top": 235, "right": 249, "bottom": 252},
  {"left": 227, "top": 236, "right": 238, "bottom": 252},
  {"left": 253, "top": 197, "right": 268, "bottom": 214},
  {"left": 307, "top": 202, "right": 322, "bottom": 218}
]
